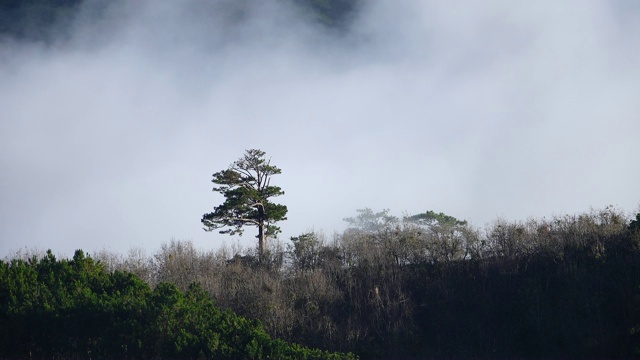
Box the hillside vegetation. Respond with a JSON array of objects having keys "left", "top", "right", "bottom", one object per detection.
[
  {"left": 5, "top": 207, "right": 639, "bottom": 359},
  {"left": 0, "top": 249, "right": 356, "bottom": 359}
]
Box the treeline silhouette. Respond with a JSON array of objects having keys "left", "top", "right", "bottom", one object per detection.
[
  {"left": 3, "top": 207, "right": 640, "bottom": 359},
  {"left": 84, "top": 207, "right": 640, "bottom": 359},
  {"left": 0, "top": 249, "right": 356, "bottom": 359}
]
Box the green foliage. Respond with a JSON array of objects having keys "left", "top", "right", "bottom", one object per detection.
[
  {"left": 343, "top": 208, "right": 398, "bottom": 233},
  {"left": 5, "top": 205, "right": 640, "bottom": 359},
  {"left": 406, "top": 210, "right": 467, "bottom": 227},
  {"left": 289, "top": 232, "right": 322, "bottom": 271},
  {"left": 0, "top": 249, "right": 356, "bottom": 359},
  {"left": 291, "top": 0, "right": 361, "bottom": 28},
  {"left": 202, "top": 149, "right": 288, "bottom": 260}
]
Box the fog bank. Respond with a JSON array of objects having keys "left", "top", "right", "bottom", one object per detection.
[{"left": 1, "top": 0, "right": 639, "bottom": 257}]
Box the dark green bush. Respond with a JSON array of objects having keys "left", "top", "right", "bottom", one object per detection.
[{"left": 0, "top": 249, "right": 356, "bottom": 359}]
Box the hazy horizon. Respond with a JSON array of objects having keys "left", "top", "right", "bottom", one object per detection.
[{"left": 2, "top": 0, "right": 639, "bottom": 258}]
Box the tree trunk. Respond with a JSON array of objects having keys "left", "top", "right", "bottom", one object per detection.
[
  {"left": 258, "top": 222, "right": 266, "bottom": 263},
  {"left": 258, "top": 205, "right": 266, "bottom": 262}
]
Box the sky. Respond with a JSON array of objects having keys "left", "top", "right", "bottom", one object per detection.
[{"left": 1, "top": 0, "right": 639, "bottom": 258}]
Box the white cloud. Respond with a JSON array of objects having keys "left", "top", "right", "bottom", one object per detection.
[{"left": 1, "top": 0, "right": 639, "bottom": 257}]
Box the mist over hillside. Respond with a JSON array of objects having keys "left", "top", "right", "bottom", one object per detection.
[{"left": 1, "top": 0, "right": 639, "bottom": 257}]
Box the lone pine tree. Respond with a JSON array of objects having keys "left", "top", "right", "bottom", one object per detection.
[{"left": 202, "top": 149, "right": 288, "bottom": 261}]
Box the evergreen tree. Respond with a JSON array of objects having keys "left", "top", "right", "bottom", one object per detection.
[{"left": 202, "top": 149, "right": 288, "bottom": 262}]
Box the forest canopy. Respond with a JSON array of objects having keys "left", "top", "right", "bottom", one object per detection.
[
  {"left": 3, "top": 207, "right": 640, "bottom": 359},
  {"left": 0, "top": 249, "right": 356, "bottom": 359}
]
